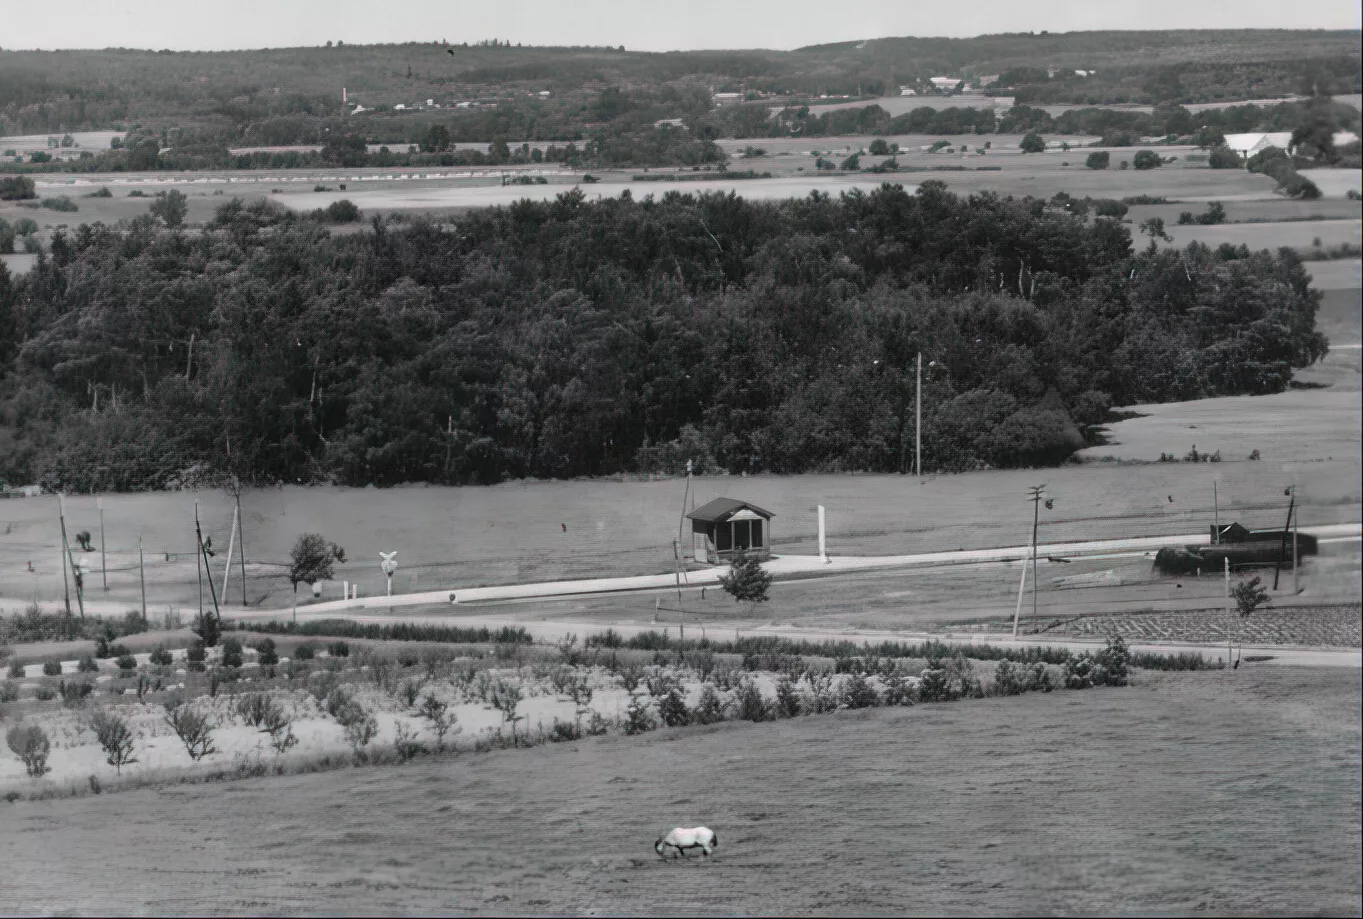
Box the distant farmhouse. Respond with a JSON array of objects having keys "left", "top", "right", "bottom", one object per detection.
[
  {"left": 899, "top": 86, "right": 918, "bottom": 96},
  {"left": 1223, "top": 131, "right": 1294, "bottom": 157},
  {"left": 929, "top": 77, "right": 963, "bottom": 92}
]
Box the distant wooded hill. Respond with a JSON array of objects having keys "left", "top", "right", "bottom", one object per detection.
[{"left": 1, "top": 30, "right": 1358, "bottom": 139}]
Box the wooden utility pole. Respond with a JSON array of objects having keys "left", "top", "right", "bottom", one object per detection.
[
  {"left": 59, "top": 495, "right": 85, "bottom": 620},
  {"left": 195, "top": 501, "right": 204, "bottom": 618},
  {"left": 185, "top": 331, "right": 195, "bottom": 381},
  {"left": 234, "top": 482, "right": 248, "bottom": 606},
  {"left": 1029, "top": 485, "right": 1044, "bottom": 625},
  {"left": 195, "top": 501, "right": 222, "bottom": 624},
  {"left": 57, "top": 497, "right": 72, "bottom": 622},
  {"left": 139, "top": 538, "right": 147, "bottom": 623},
  {"left": 219, "top": 505, "right": 238, "bottom": 606},
  {"left": 1213, "top": 481, "right": 1219, "bottom": 544},
  {"left": 98, "top": 497, "right": 108, "bottom": 591},
  {"left": 915, "top": 353, "right": 922, "bottom": 481},
  {"left": 1273, "top": 488, "right": 1294, "bottom": 591},
  {"left": 1292, "top": 492, "right": 1300, "bottom": 594}
]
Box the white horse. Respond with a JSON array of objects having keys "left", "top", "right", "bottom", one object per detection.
[{"left": 655, "top": 826, "right": 718, "bottom": 859}]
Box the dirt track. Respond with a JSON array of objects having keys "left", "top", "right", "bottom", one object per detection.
[{"left": 3, "top": 667, "right": 1357, "bottom": 915}]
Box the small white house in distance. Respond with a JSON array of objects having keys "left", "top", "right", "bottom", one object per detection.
[
  {"left": 930, "top": 76, "right": 962, "bottom": 91},
  {"left": 394, "top": 103, "right": 406, "bottom": 111},
  {"left": 899, "top": 86, "right": 917, "bottom": 96},
  {"left": 538, "top": 90, "right": 551, "bottom": 98},
  {"left": 1224, "top": 131, "right": 1293, "bottom": 156},
  {"left": 713, "top": 92, "right": 742, "bottom": 103},
  {"left": 654, "top": 117, "right": 686, "bottom": 128}
]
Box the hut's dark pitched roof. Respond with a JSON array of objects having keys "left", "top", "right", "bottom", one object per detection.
[{"left": 686, "top": 497, "right": 774, "bottom": 523}]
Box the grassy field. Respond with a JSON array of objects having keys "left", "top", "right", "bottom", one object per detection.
[
  {"left": 2, "top": 665, "right": 1356, "bottom": 915},
  {"left": 4, "top": 456, "right": 1358, "bottom": 612}
]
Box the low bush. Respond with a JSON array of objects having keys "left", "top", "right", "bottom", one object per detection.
[
  {"left": 77, "top": 655, "right": 99, "bottom": 673},
  {"left": 993, "top": 659, "right": 1052, "bottom": 695},
  {"left": 548, "top": 717, "right": 583, "bottom": 742},
  {"left": 293, "top": 643, "right": 315, "bottom": 660},
  {"left": 0, "top": 175, "right": 37, "bottom": 200},
  {"left": 6, "top": 724, "right": 51, "bottom": 777},
  {"left": 60, "top": 680, "right": 93, "bottom": 705},
  {"left": 841, "top": 672, "right": 881, "bottom": 709},
  {"left": 0, "top": 683, "right": 18, "bottom": 702},
  {"left": 165, "top": 703, "right": 217, "bottom": 761},
  {"left": 733, "top": 679, "right": 771, "bottom": 721},
  {"left": 220, "top": 638, "right": 243, "bottom": 668},
  {"left": 326, "top": 641, "right": 350, "bottom": 658},
  {"left": 149, "top": 646, "right": 173, "bottom": 666},
  {"left": 691, "top": 684, "right": 726, "bottom": 724},
  {"left": 84, "top": 186, "right": 113, "bottom": 198},
  {"left": 42, "top": 659, "right": 62, "bottom": 676},
  {"left": 7, "top": 660, "right": 23, "bottom": 678},
  {"left": 34, "top": 685, "right": 56, "bottom": 701},
  {"left": 255, "top": 638, "right": 279, "bottom": 666},
  {"left": 1085, "top": 151, "right": 1109, "bottom": 170},
  {"left": 623, "top": 691, "right": 657, "bottom": 734},
  {"left": 392, "top": 721, "right": 425, "bottom": 761},
  {"left": 41, "top": 195, "right": 78, "bottom": 211},
  {"left": 115, "top": 653, "right": 137, "bottom": 672},
  {"left": 418, "top": 692, "right": 459, "bottom": 748}
]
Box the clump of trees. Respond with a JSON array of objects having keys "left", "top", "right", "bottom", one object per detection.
[
  {"left": 0, "top": 183, "right": 1328, "bottom": 491},
  {"left": 1247, "top": 147, "right": 1321, "bottom": 199}
]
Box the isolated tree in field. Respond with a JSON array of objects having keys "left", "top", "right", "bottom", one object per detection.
[
  {"left": 868, "top": 138, "right": 890, "bottom": 156},
  {"left": 1132, "top": 150, "right": 1163, "bottom": 170},
  {"left": 719, "top": 550, "right": 772, "bottom": 613},
  {"left": 1138, "top": 216, "right": 1172, "bottom": 245},
  {"left": 1085, "top": 151, "right": 1109, "bottom": 169},
  {"left": 418, "top": 692, "right": 459, "bottom": 750},
  {"left": 1232, "top": 576, "right": 1269, "bottom": 619},
  {"left": 289, "top": 534, "right": 346, "bottom": 618},
  {"left": 149, "top": 189, "right": 188, "bottom": 228},
  {"left": 89, "top": 709, "right": 138, "bottom": 775},
  {"left": 1019, "top": 132, "right": 1046, "bottom": 153},
  {"left": 165, "top": 703, "right": 216, "bottom": 761},
  {"left": 6, "top": 724, "right": 52, "bottom": 778},
  {"left": 1208, "top": 145, "right": 1241, "bottom": 169}
]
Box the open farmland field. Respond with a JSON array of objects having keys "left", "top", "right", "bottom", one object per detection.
[
  {"left": 1, "top": 665, "right": 1356, "bottom": 915},
  {"left": 1164, "top": 217, "right": 1362, "bottom": 252}
]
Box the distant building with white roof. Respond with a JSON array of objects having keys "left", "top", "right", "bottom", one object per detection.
[
  {"left": 899, "top": 86, "right": 917, "bottom": 96},
  {"left": 1223, "top": 131, "right": 1293, "bottom": 156},
  {"left": 929, "top": 77, "right": 962, "bottom": 92}
]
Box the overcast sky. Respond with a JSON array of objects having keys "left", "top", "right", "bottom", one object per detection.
[{"left": 5, "top": 0, "right": 1360, "bottom": 51}]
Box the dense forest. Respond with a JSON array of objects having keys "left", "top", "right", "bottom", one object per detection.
[
  {"left": 0, "top": 183, "right": 1327, "bottom": 491},
  {"left": 1, "top": 31, "right": 1357, "bottom": 145}
]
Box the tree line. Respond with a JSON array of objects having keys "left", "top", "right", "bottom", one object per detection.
[{"left": 0, "top": 182, "right": 1326, "bottom": 491}]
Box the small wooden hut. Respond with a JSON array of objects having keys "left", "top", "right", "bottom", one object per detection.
[{"left": 687, "top": 498, "right": 774, "bottom": 563}]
